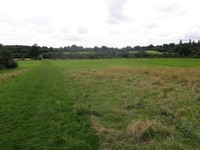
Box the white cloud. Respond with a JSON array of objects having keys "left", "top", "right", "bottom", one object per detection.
[
  {"left": 0, "top": 0, "right": 200, "bottom": 47},
  {"left": 106, "top": 0, "right": 129, "bottom": 24}
]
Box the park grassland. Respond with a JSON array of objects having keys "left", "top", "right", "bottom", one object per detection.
[{"left": 0, "top": 59, "right": 200, "bottom": 149}]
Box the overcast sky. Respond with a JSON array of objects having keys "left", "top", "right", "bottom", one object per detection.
[{"left": 0, "top": 0, "right": 200, "bottom": 48}]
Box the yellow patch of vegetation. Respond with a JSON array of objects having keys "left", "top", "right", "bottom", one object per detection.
[{"left": 0, "top": 69, "right": 28, "bottom": 83}]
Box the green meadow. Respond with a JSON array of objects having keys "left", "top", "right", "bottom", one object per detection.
[{"left": 0, "top": 59, "right": 200, "bottom": 149}]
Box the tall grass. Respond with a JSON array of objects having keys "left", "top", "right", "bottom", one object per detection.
[{"left": 66, "top": 66, "right": 200, "bottom": 149}]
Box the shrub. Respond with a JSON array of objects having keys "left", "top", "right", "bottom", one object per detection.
[{"left": 0, "top": 46, "right": 18, "bottom": 69}]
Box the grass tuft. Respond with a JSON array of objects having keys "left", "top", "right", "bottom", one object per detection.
[
  {"left": 127, "top": 120, "right": 157, "bottom": 140},
  {"left": 127, "top": 119, "right": 171, "bottom": 141}
]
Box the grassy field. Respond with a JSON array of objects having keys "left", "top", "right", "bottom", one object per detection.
[{"left": 0, "top": 59, "right": 200, "bottom": 149}]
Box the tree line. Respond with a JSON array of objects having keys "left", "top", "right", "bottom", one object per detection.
[{"left": 1, "top": 40, "right": 200, "bottom": 60}]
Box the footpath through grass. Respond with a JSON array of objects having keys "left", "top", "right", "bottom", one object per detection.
[{"left": 0, "top": 61, "right": 99, "bottom": 149}]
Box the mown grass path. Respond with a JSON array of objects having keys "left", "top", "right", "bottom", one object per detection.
[{"left": 0, "top": 61, "right": 99, "bottom": 149}]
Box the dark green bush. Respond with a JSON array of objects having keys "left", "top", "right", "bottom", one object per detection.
[{"left": 0, "top": 46, "right": 18, "bottom": 69}]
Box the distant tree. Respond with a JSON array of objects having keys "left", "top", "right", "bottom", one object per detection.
[
  {"left": 29, "top": 44, "right": 40, "bottom": 59},
  {"left": 179, "top": 39, "right": 183, "bottom": 45},
  {"left": 93, "top": 46, "right": 99, "bottom": 51},
  {"left": 69, "top": 45, "right": 84, "bottom": 52},
  {"left": 146, "top": 44, "right": 154, "bottom": 50},
  {"left": 101, "top": 46, "right": 109, "bottom": 51},
  {"left": 133, "top": 46, "right": 141, "bottom": 51},
  {"left": 125, "top": 46, "right": 132, "bottom": 51}
]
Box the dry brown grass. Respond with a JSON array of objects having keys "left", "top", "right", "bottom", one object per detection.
[
  {"left": 91, "top": 116, "right": 116, "bottom": 149},
  {"left": 127, "top": 119, "right": 171, "bottom": 141},
  {"left": 72, "top": 67, "right": 200, "bottom": 87},
  {"left": 91, "top": 116, "right": 111, "bottom": 136},
  {"left": 127, "top": 119, "right": 158, "bottom": 140},
  {"left": 66, "top": 66, "right": 200, "bottom": 149},
  {"left": 70, "top": 67, "right": 200, "bottom": 115},
  {"left": 0, "top": 69, "right": 28, "bottom": 83}
]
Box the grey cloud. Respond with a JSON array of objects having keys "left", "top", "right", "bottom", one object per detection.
[
  {"left": 155, "top": 2, "right": 180, "bottom": 13},
  {"left": 23, "top": 16, "right": 51, "bottom": 27},
  {"left": 0, "top": 14, "right": 21, "bottom": 28},
  {"left": 175, "top": 11, "right": 187, "bottom": 17},
  {"left": 106, "top": 0, "right": 129, "bottom": 24},
  {"left": 145, "top": 22, "right": 158, "bottom": 30},
  {"left": 0, "top": 14, "right": 52, "bottom": 33},
  {"left": 184, "top": 32, "right": 200, "bottom": 40},
  {"left": 0, "top": 13, "right": 12, "bottom": 24},
  {"left": 52, "top": 33, "right": 82, "bottom": 42},
  {"left": 183, "top": 26, "right": 200, "bottom": 40},
  {"left": 60, "top": 27, "right": 69, "bottom": 34},
  {"left": 0, "top": 14, "right": 51, "bottom": 27},
  {"left": 77, "top": 27, "right": 88, "bottom": 34},
  {"left": 159, "top": 33, "right": 171, "bottom": 37},
  {"left": 109, "top": 31, "right": 119, "bottom": 35},
  {"left": 150, "top": 6, "right": 187, "bottom": 22},
  {"left": 67, "top": 36, "right": 82, "bottom": 42}
]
